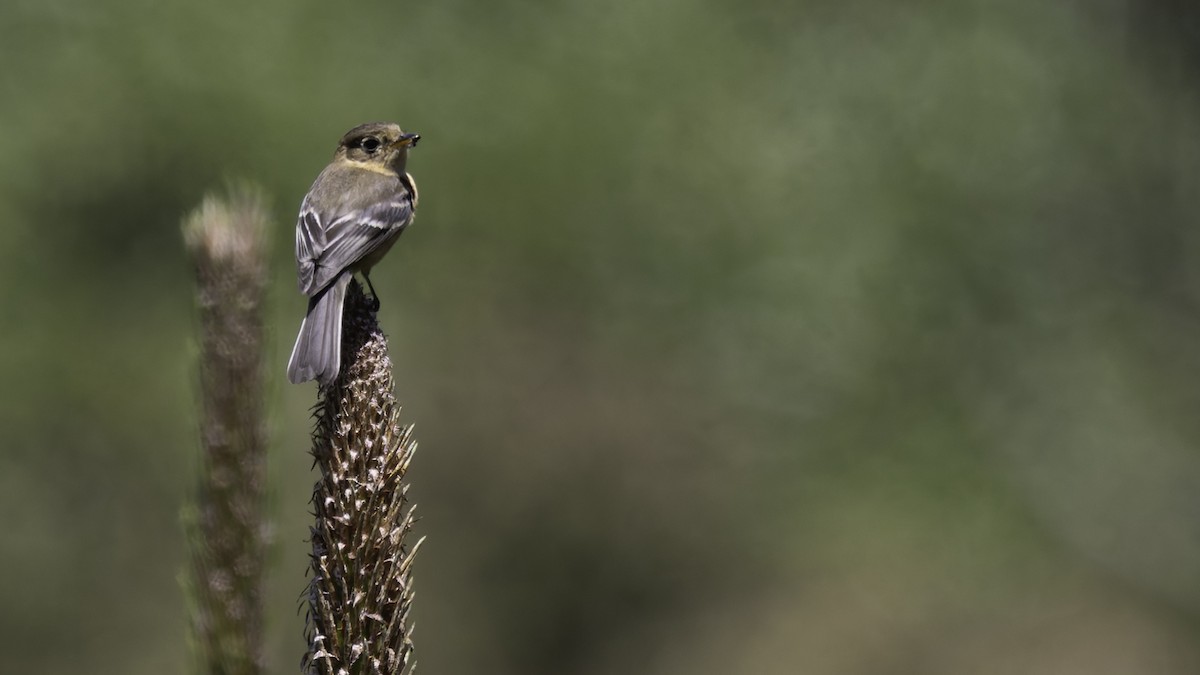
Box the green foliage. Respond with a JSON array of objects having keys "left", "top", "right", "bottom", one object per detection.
[{"left": 2, "top": 0, "right": 1200, "bottom": 673}]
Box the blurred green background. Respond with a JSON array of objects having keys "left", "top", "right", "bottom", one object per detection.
[{"left": 4, "top": 0, "right": 1200, "bottom": 673}]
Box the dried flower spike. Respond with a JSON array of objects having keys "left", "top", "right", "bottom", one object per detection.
[
  {"left": 304, "top": 281, "right": 421, "bottom": 675},
  {"left": 182, "top": 184, "right": 271, "bottom": 675}
]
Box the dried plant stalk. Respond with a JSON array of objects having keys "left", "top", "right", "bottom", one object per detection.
[
  {"left": 182, "top": 185, "right": 271, "bottom": 675},
  {"left": 305, "top": 281, "right": 422, "bottom": 675}
]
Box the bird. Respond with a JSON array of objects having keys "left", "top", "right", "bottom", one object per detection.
[{"left": 287, "top": 122, "right": 420, "bottom": 385}]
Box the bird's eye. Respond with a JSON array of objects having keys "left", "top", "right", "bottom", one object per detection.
[{"left": 361, "top": 137, "right": 381, "bottom": 152}]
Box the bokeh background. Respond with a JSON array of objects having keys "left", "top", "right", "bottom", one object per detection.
[{"left": 4, "top": 0, "right": 1200, "bottom": 673}]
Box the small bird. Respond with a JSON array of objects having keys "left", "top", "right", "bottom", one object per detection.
[{"left": 287, "top": 122, "right": 420, "bottom": 385}]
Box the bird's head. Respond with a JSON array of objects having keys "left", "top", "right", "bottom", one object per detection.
[{"left": 335, "top": 122, "right": 420, "bottom": 172}]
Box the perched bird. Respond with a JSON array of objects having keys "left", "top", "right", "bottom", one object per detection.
[{"left": 287, "top": 122, "right": 420, "bottom": 385}]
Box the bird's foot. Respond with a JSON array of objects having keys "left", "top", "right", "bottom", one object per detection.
[{"left": 361, "top": 274, "right": 382, "bottom": 312}]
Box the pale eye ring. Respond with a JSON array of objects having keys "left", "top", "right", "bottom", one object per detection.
[{"left": 361, "top": 136, "right": 381, "bottom": 153}]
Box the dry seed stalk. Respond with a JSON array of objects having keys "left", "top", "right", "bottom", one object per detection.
[
  {"left": 182, "top": 185, "right": 271, "bottom": 675},
  {"left": 304, "top": 281, "right": 421, "bottom": 675}
]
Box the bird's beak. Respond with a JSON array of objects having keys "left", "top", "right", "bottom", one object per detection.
[{"left": 394, "top": 132, "right": 421, "bottom": 149}]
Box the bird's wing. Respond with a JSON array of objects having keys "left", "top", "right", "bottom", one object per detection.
[
  {"left": 295, "top": 206, "right": 327, "bottom": 294},
  {"left": 295, "top": 185, "right": 414, "bottom": 296}
]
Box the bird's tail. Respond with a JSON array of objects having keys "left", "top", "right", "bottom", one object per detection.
[{"left": 287, "top": 272, "right": 352, "bottom": 385}]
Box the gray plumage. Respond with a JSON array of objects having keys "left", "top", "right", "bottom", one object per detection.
[
  {"left": 287, "top": 271, "right": 353, "bottom": 385},
  {"left": 287, "top": 122, "right": 419, "bottom": 385}
]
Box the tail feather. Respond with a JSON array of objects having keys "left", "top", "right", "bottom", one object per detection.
[{"left": 287, "top": 272, "right": 352, "bottom": 385}]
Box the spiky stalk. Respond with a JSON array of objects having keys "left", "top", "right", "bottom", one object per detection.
[
  {"left": 304, "top": 281, "right": 422, "bottom": 675},
  {"left": 182, "top": 185, "right": 271, "bottom": 675}
]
